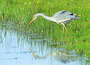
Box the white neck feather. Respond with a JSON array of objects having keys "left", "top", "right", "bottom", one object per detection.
[{"left": 35, "top": 13, "right": 56, "bottom": 22}]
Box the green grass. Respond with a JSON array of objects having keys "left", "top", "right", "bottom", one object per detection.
[{"left": 0, "top": 0, "right": 90, "bottom": 57}]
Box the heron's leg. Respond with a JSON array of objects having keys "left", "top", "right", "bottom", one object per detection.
[{"left": 60, "top": 23, "right": 67, "bottom": 32}]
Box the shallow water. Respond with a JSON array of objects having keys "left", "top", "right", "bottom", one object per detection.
[{"left": 0, "top": 23, "right": 89, "bottom": 65}]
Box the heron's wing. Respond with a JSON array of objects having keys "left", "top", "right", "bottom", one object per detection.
[
  {"left": 53, "top": 10, "right": 71, "bottom": 23},
  {"left": 54, "top": 10, "right": 73, "bottom": 17},
  {"left": 53, "top": 10, "right": 79, "bottom": 24},
  {"left": 54, "top": 10, "right": 66, "bottom": 16}
]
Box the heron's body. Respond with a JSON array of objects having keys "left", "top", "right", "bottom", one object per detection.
[{"left": 29, "top": 10, "right": 79, "bottom": 30}]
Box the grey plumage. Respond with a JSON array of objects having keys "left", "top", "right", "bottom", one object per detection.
[
  {"left": 53, "top": 10, "right": 79, "bottom": 24},
  {"left": 29, "top": 10, "right": 79, "bottom": 30}
]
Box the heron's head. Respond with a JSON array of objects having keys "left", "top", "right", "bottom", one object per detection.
[{"left": 29, "top": 14, "right": 38, "bottom": 24}]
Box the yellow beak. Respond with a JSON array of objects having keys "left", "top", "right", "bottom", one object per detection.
[
  {"left": 29, "top": 18, "right": 35, "bottom": 24},
  {"left": 30, "top": 49, "right": 32, "bottom": 52}
]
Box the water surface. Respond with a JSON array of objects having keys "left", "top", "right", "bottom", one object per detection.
[{"left": 0, "top": 23, "right": 89, "bottom": 65}]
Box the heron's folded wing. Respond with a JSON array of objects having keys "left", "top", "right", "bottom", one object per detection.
[{"left": 54, "top": 10, "right": 68, "bottom": 16}]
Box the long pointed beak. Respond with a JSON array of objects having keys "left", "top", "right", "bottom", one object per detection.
[
  {"left": 30, "top": 49, "right": 32, "bottom": 52},
  {"left": 29, "top": 18, "right": 35, "bottom": 24}
]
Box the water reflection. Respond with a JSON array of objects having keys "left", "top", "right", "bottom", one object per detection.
[
  {"left": 0, "top": 24, "right": 89, "bottom": 65},
  {"left": 30, "top": 48, "right": 89, "bottom": 64}
]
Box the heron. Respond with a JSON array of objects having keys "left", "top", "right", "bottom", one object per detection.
[
  {"left": 30, "top": 49, "right": 78, "bottom": 62},
  {"left": 29, "top": 10, "right": 79, "bottom": 31}
]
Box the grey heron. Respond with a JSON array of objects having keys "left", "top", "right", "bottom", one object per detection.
[
  {"left": 29, "top": 10, "right": 79, "bottom": 31},
  {"left": 30, "top": 49, "right": 78, "bottom": 62}
]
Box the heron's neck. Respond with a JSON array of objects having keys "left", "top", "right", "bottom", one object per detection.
[{"left": 36, "top": 13, "right": 55, "bottom": 22}]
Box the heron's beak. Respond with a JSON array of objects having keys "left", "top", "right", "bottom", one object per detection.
[
  {"left": 29, "top": 18, "right": 35, "bottom": 24},
  {"left": 30, "top": 49, "right": 32, "bottom": 52}
]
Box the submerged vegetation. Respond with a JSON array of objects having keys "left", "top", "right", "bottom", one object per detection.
[{"left": 0, "top": 0, "right": 90, "bottom": 57}]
